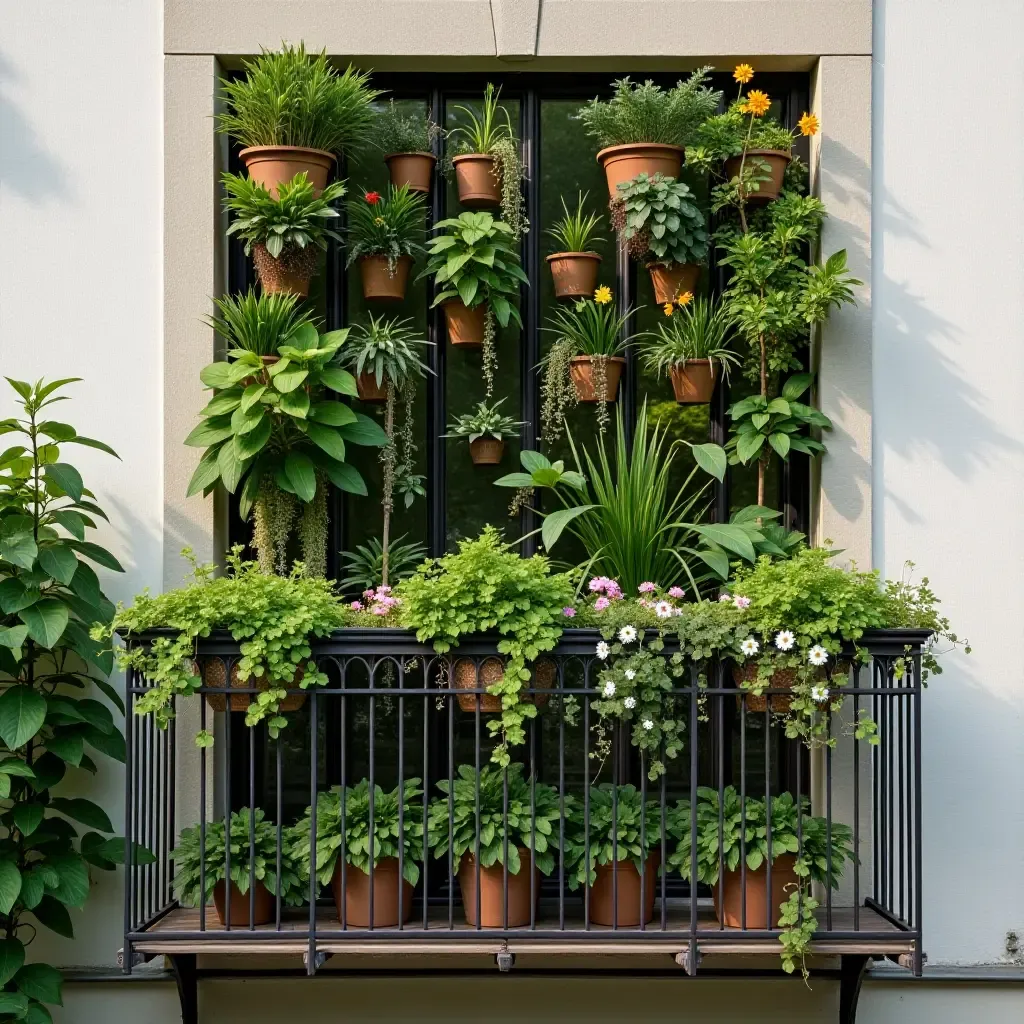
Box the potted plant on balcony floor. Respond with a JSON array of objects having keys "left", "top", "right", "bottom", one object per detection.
[
  {"left": 373, "top": 99, "right": 443, "bottom": 194},
  {"left": 545, "top": 192, "right": 606, "bottom": 299},
  {"left": 443, "top": 398, "right": 525, "bottom": 467},
  {"left": 222, "top": 171, "right": 345, "bottom": 297},
  {"left": 427, "top": 764, "right": 561, "bottom": 927},
  {"left": 217, "top": 43, "right": 380, "bottom": 196},
  {"left": 346, "top": 185, "right": 427, "bottom": 301}
]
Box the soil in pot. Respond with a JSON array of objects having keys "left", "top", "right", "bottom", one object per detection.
[
  {"left": 200, "top": 659, "right": 306, "bottom": 714},
  {"left": 212, "top": 879, "right": 275, "bottom": 927},
  {"left": 714, "top": 854, "right": 799, "bottom": 929},
  {"left": 253, "top": 243, "right": 319, "bottom": 297},
  {"left": 670, "top": 360, "right": 717, "bottom": 404},
  {"left": 360, "top": 254, "right": 412, "bottom": 301},
  {"left": 469, "top": 438, "right": 504, "bottom": 466},
  {"left": 597, "top": 143, "right": 684, "bottom": 199},
  {"left": 458, "top": 849, "right": 539, "bottom": 928},
  {"left": 443, "top": 300, "right": 486, "bottom": 347},
  {"left": 569, "top": 355, "right": 626, "bottom": 403},
  {"left": 452, "top": 656, "right": 555, "bottom": 713},
  {"left": 452, "top": 153, "right": 501, "bottom": 207},
  {"left": 588, "top": 854, "right": 660, "bottom": 927},
  {"left": 332, "top": 857, "right": 415, "bottom": 928},
  {"left": 546, "top": 252, "right": 602, "bottom": 300},
  {"left": 385, "top": 152, "right": 436, "bottom": 194},
  {"left": 648, "top": 262, "right": 701, "bottom": 305},
  {"left": 723, "top": 149, "right": 792, "bottom": 204},
  {"left": 356, "top": 373, "right": 388, "bottom": 403},
  {"left": 239, "top": 146, "right": 336, "bottom": 198}
]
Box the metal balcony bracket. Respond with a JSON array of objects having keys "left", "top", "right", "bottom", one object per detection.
[
  {"left": 169, "top": 954, "right": 198, "bottom": 1024},
  {"left": 495, "top": 944, "right": 516, "bottom": 972},
  {"left": 674, "top": 947, "right": 701, "bottom": 976},
  {"left": 303, "top": 949, "right": 331, "bottom": 974},
  {"left": 839, "top": 954, "right": 871, "bottom": 1024}
]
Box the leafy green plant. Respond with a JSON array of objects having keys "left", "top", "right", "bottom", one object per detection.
[
  {"left": 340, "top": 534, "right": 427, "bottom": 594},
  {"left": 443, "top": 398, "right": 524, "bottom": 443},
  {"left": 0, "top": 378, "right": 139, "bottom": 1021},
  {"left": 339, "top": 315, "right": 432, "bottom": 390},
  {"left": 691, "top": 100, "right": 796, "bottom": 163},
  {"left": 612, "top": 173, "right": 709, "bottom": 268},
  {"left": 217, "top": 43, "right": 381, "bottom": 154},
  {"left": 172, "top": 809, "right": 305, "bottom": 909},
  {"left": 427, "top": 764, "right": 562, "bottom": 875},
  {"left": 547, "top": 192, "right": 605, "bottom": 253},
  {"left": 293, "top": 779, "right": 424, "bottom": 887},
  {"left": 372, "top": 99, "right": 443, "bottom": 154},
  {"left": 206, "top": 289, "right": 316, "bottom": 358},
  {"left": 577, "top": 71, "right": 722, "bottom": 148},
  {"left": 637, "top": 295, "right": 740, "bottom": 381},
  {"left": 397, "top": 528, "right": 574, "bottom": 764},
  {"left": 345, "top": 185, "right": 427, "bottom": 275}
]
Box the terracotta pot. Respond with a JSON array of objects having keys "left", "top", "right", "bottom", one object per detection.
[
  {"left": 200, "top": 659, "right": 306, "bottom": 713},
  {"left": 443, "top": 300, "right": 486, "bottom": 347},
  {"left": 356, "top": 372, "right": 388, "bottom": 403},
  {"left": 253, "top": 243, "right": 318, "bottom": 297},
  {"left": 212, "top": 879, "right": 275, "bottom": 927},
  {"left": 732, "top": 662, "right": 798, "bottom": 714},
  {"left": 385, "top": 152, "right": 436, "bottom": 194},
  {"left": 714, "top": 855, "right": 799, "bottom": 929},
  {"left": 597, "top": 143, "right": 685, "bottom": 199},
  {"left": 239, "top": 145, "right": 336, "bottom": 198},
  {"left": 469, "top": 438, "right": 505, "bottom": 466},
  {"left": 331, "top": 858, "right": 415, "bottom": 928},
  {"left": 458, "top": 849, "right": 539, "bottom": 928},
  {"left": 648, "top": 262, "right": 701, "bottom": 305},
  {"left": 569, "top": 355, "right": 626, "bottom": 403},
  {"left": 670, "top": 360, "right": 717, "bottom": 404},
  {"left": 452, "top": 657, "right": 555, "bottom": 713},
  {"left": 452, "top": 153, "right": 501, "bottom": 207},
  {"left": 723, "top": 149, "right": 792, "bottom": 204},
  {"left": 546, "top": 252, "right": 602, "bottom": 300},
  {"left": 588, "top": 854, "right": 659, "bottom": 927},
  {"left": 360, "top": 254, "right": 412, "bottom": 301}
]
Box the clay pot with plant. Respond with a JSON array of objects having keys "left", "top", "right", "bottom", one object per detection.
[
  {"left": 443, "top": 398, "right": 524, "bottom": 467},
  {"left": 346, "top": 185, "right": 427, "bottom": 302},
  {"left": 372, "top": 99, "right": 443, "bottom": 194},
  {"left": 546, "top": 192, "right": 606, "bottom": 299}
]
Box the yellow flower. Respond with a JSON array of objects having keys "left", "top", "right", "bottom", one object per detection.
[
  {"left": 798, "top": 112, "right": 820, "bottom": 137},
  {"left": 663, "top": 303, "right": 675, "bottom": 316},
  {"left": 744, "top": 90, "right": 771, "bottom": 117},
  {"left": 676, "top": 291, "right": 694, "bottom": 307},
  {"left": 374, "top": 216, "right": 385, "bottom": 225},
  {"left": 593, "top": 285, "right": 613, "bottom": 305},
  {"left": 733, "top": 63, "right": 754, "bottom": 85}
]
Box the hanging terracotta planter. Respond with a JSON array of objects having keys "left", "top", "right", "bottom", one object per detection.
[
  {"left": 546, "top": 252, "right": 602, "bottom": 300},
  {"left": 723, "top": 149, "right": 792, "bottom": 204},
  {"left": 597, "top": 143, "right": 684, "bottom": 199},
  {"left": 458, "top": 849, "right": 539, "bottom": 927},
  {"left": 452, "top": 153, "right": 501, "bottom": 207},
  {"left": 356, "top": 373, "right": 388, "bottom": 403},
  {"left": 588, "top": 855, "right": 659, "bottom": 927},
  {"left": 468, "top": 437, "right": 505, "bottom": 466},
  {"left": 239, "top": 146, "right": 336, "bottom": 198},
  {"left": 331, "top": 858, "right": 415, "bottom": 928},
  {"left": 569, "top": 355, "right": 626, "bottom": 403},
  {"left": 714, "top": 855, "right": 799, "bottom": 929},
  {"left": 384, "top": 152, "right": 436, "bottom": 194},
  {"left": 360, "top": 254, "right": 412, "bottom": 301},
  {"left": 212, "top": 879, "right": 275, "bottom": 927},
  {"left": 253, "top": 243, "right": 318, "bottom": 298},
  {"left": 647, "top": 262, "right": 701, "bottom": 305},
  {"left": 452, "top": 657, "right": 555, "bottom": 713},
  {"left": 443, "top": 300, "right": 486, "bottom": 347},
  {"left": 670, "top": 360, "right": 717, "bottom": 404},
  {"left": 199, "top": 659, "right": 306, "bottom": 714}
]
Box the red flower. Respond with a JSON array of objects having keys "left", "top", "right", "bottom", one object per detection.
[{"left": 364, "top": 191, "right": 381, "bottom": 205}]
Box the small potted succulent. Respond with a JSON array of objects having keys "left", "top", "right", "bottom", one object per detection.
[
  {"left": 443, "top": 398, "right": 524, "bottom": 466},
  {"left": 222, "top": 172, "right": 345, "bottom": 297},
  {"left": 373, "top": 99, "right": 443, "bottom": 194},
  {"left": 427, "top": 765, "right": 561, "bottom": 928},
  {"left": 577, "top": 70, "right": 722, "bottom": 198},
  {"left": 545, "top": 192, "right": 606, "bottom": 299},
  {"left": 346, "top": 185, "right": 427, "bottom": 301},
  {"left": 217, "top": 43, "right": 380, "bottom": 196},
  {"left": 565, "top": 784, "right": 662, "bottom": 927},
  {"left": 612, "top": 172, "right": 709, "bottom": 304},
  {"left": 293, "top": 780, "right": 424, "bottom": 928},
  {"left": 637, "top": 294, "right": 740, "bottom": 404},
  {"left": 172, "top": 809, "right": 305, "bottom": 926}
]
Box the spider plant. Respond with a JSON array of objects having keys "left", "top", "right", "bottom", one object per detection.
[
  {"left": 443, "top": 398, "right": 525, "bottom": 442},
  {"left": 546, "top": 192, "right": 606, "bottom": 254},
  {"left": 448, "top": 82, "right": 515, "bottom": 153},
  {"left": 543, "top": 297, "right": 633, "bottom": 357},
  {"left": 345, "top": 185, "right": 427, "bottom": 274},
  {"left": 340, "top": 315, "right": 433, "bottom": 389},
  {"left": 340, "top": 535, "right": 429, "bottom": 593},
  {"left": 205, "top": 289, "right": 317, "bottom": 357},
  {"left": 637, "top": 296, "right": 741, "bottom": 380}
]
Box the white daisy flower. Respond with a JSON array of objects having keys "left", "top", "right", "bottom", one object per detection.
[
  {"left": 602, "top": 680, "right": 616, "bottom": 697},
  {"left": 740, "top": 636, "right": 760, "bottom": 657},
  {"left": 808, "top": 645, "right": 829, "bottom": 667},
  {"left": 810, "top": 684, "right": 830, "bottom": 703},
  {"left": 623, "top": 696, "right": 636, "bottom": 709},
  {"left": 618, "top": 625, "right": 637, "bottom": 644},
  {"left": 774, "top": 630, "right": 796, "bottom": 651},
  {"left": 642, "top": 719, "right": 654, "bottom": 731},
  {"left": 596, "top": 641, "right": 610, "bottom": 660},
  {"left": 654, "top": 600, "right": 673, "bottom": 619},
  {"left": 624, "top": 669, "right": 636, "bottom": 681}
]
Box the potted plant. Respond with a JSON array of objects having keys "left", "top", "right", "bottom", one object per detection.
[
  {"left": 577, "top": 71, "right": 722, "bottom": 198},
  {"left": 217, "top": 43, "right": 380, "bottom": 196},
  {"left": 637, "top": 294, "right": 740, "bottom": 404},
  {"left": 427, "top": 764, "right": 561, "bottom": 927},
  {"left": 293, "top": 780, "right": 423, "bottom": 927},
  {"left": 613, "top": 172, "right": 709, "bottom": 304},
  {"left": 565, "top": 784, "right": 662, "bottom": 927},
  {"left": 222, "top": 171, "right": 345, "bottom": 297},
  {"left": 172, "top": 809, "right": 305, "bottom": 926},
  {"left": 340, "top": 535, "right": 428, "bottom": 594},
  {"left": 443, "top": 398, "right": 524, "bottom": 466},
  {"left": 419, "top": 211, "right": 527, "bottom": 396},
  {"left": 545, "top": 192, "right": 606, "bottom": 299},
  {"left": 345, "top": 185, "right": 427, "bottom": 301},
  {"left": 446, "top": 83, "right": 527, "bottom": 238},
  {"left": 373, "top": 99, "right": 443, "bottom": 194}
]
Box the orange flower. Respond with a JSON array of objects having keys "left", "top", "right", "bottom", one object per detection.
[
  {"left": 798, "top": 112, "right": 820, "bottom": 137},
  {"left": 744, "top": 90, "right": 771, "bottom": 117},
  {"left": 733, "top": 64, "right": 754, "bottom": 85},
  {"left": 676, "top": 291, "right": 694, "bottom": 307},
  {"left": 662, "top": 303, "right": 674, "bottom": 316}
]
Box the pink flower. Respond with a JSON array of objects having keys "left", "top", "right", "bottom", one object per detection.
[
  {"left": 350, "top": 600, "right": 363, "bottom": 611},
  {"left": 638, "top": 582, "right": 657, "bottom": 594},
  {"left": 371, "top": 605, "right": 389, "bottom": 616},
  {"left": 377, "top": 584, "right": 392, "bottom": 594},
  {"left": 668, "top": 586, "right": 685, "bottom": 598},
  {"left": 363, "top": 589, "right": 375, "bottom": 600},
  {"left": 562, "top": 606, "right": 576, "bottom": 617},
  {"left": 605, "top": 581, "right": 623, "bottom": 600},
  {"left": 733, "top": 595, "right": 751, "bottom": 609},
  {"left": 594, "top": 597, "right": 610, "bottom": 611},
  {"left": 719, "top": 594, "right": 732, "bottom": 603}
]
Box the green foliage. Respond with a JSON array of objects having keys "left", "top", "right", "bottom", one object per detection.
[
  {"left": 577, "top": 71, "right": 722, "bottom": 148},
  {"left": 546, "top": 192, "right": 605, "bottom": 254},
  {"left": 543, "top": 297, "right": 632, "bottom": 359},
  {"left": 339, "top": 535, "right": 427, "bottom": 594},
  {"left": 345, "top": 185, "right": 427, "bottom": 274},
  {"left": 217, "top": 43, "right": 381, "bottom": 154},
  {"left": 637, "top": 296, "right": 740, "bottom": 379},
  {"left": 372, "top": 100, "right": 442, "bottom": 155},
  {"left": 691, "top": 100, "right": 795, "bottom": 164},
  {"left": 293, "top": 779, "right": 424, "bottom": 888},
  {"left": 443, "top": 398, "right": 525, "bottom": 443},
  {"left": 397, "top": 528, "right": 574, "bottom": 763},
  {"left": 172, "top": 809, "right": 305, "bottom": 908},
  {"left": 427, "top": 764, "right": 562, "bottom": 875},
  {"left": 694, "top": 505, "right": 805, "bottom": 581},
  {"left": 222, "top": 172, "right": 345, "bottom": 258},
  {"left": 613, "top": 173, "right": 709, "bottom": 267},
  {"left": 205, "top": 289, "right": 316, "bottom": 359},
  {"left": 671, "top": 599, "right": 751, "bottom": 663},
  {"left": 338, "top": 315, "right": 432, "bottom": 390}
]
